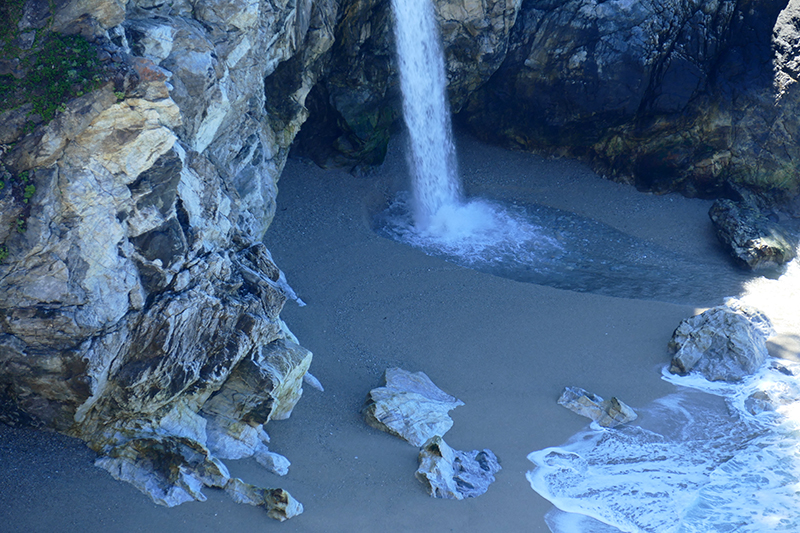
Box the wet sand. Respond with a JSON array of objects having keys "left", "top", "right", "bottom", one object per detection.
[{"left": 0, "top": 132, "right": 764, "bottom": 532}]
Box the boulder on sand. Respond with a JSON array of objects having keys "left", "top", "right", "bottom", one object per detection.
[
  {"left": 709, "top": 197, "right": 797, "bottom": 272},
  {"left": 363, "top": 368, "right": 464, "bottom": 447},
  {"left": 668, "top": 301, "right": 774, "bottom": 382},
  {"left": 557, "top": 386, "right": 637, "bottom": 428},
  {"left": 415, "top": 435, "right": 501, "bottom": 500}
]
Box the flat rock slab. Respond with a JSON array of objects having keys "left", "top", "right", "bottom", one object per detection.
[
  {"left": 669, "top": 301, "right": 774, "bottom": 382},
  {"left": 557, "top": 386, "right": 637, "bottom": 428},
  {"left": 415, "top": 436, "right": 501, "bottom": 500},
  {"left": 363, "top": 367, "right": 464, "bottom": 447}
]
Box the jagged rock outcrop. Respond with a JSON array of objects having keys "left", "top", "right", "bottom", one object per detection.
[
  {"left": 415, "top": 435, "right": 501, "bottom": 499},
  {"left": 668, "top": 301, "right": 775, "bottom": 382},
  {"left": 0, "top": 0, "right": 337, "bottom": 518},
  {"left": 557, "top": 386, "right": 637, "bottom": 428},
  {"left": 363, "top": 367, "right": 464, "bottom": 447},
  {"left": 461, "top": 0, "right": 800, "bottom": 201},
  {"left": 709, "top": 195, "right": 798, "bottom": 271}
]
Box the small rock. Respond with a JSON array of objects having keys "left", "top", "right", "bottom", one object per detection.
[
  {"left": 744, "top": 390, "right": 777, "bottom": 415},
  {"left": 16, "top": 32, "right": 36, "bottom": 50},
  {"left": 415, "top": 436, "right": 501, "bottom": 500},
  {"left": 557, "top": 387, "right": 638, "bottom": 428},
  {"left": 224, "top": 478, "right": 303, "bottom": 522},
  {"left": 668, "top": 302, "right": 774, "bottom": 382},
  {"left": 253, "top": 448, "right": 291, "bottom": 476},
  {"left": 303, "top": 371, "right": 324, "bottom": 391},
  {"left": 94, "top": 437, "right": 230, "bottom": 507},
  {"left": 363, "top": 368, "right": 464, "bottom": 447}
]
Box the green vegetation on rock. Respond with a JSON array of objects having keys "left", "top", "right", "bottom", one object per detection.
[
  {"left": 0, "top": 3, "right": 109, "bottom": 128},
  {"left": 26, "top": 34, "right": 105, "bottom": 122},
  {"left": 1, "top": 33, "right": 106, "bottom": 126}
]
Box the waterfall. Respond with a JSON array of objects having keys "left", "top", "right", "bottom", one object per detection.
[
  {"left": 390, "top": 0, "right": 460, "bottom": 227},
  {"left": 383, "top": 0, "right": 558, "bottom": 264}
]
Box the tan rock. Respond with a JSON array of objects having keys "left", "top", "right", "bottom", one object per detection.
[
  {"left": 558, "top": 386, "right": 638, "bottom": 428},
  {"left": 224, "top": 478, "right": 303, "bottom": 522}
]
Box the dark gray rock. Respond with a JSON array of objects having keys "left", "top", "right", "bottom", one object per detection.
[
  {"left": 709, "top": 197, "right": 798, "bottom": 271},
  {"left": 294, "top": 0, "right": 522, "bottom": 167},
  {"left": 461, "top": 0, "right": 800, "bottom": 201}
]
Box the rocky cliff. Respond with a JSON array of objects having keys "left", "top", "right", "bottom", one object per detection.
[
  {"left": 0, "top": 0, "right": 336, "bottom": 519},
  {"left": 463, "top": 0, "right": 800, "bottom": 201},
  {"left": 295, "top": 0, "right": 800, "bottom": 204},
  {"left": 292, "top": 0, "right": 522, "bottom": 166}
]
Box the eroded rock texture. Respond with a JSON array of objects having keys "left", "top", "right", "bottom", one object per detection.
[
  {"left": 668, "top": 301, "right": 775, "bottom": 382},
  {"left": 292, "top": 0, "right": 522, "bottom": 167},
  {"left": 287, "top": 0, "right": 800, "bottom": 203},
  {"left": 709, "top": 195, "right": 798, "bottom": 271},
  {"left": 0, "top": 0, "right": 337, "bottom": 518},
  {"left": 363, "top": 367, "right": 464, "bottom": 447},
  {"left": 461, "top": 0, "right": 800, "bottom": 201},
  {"left": 415, "top": 435, "right": 501, "bottom": 500},
  {"left": 557, "top": 386, "right": 637, "bottom": 428}
]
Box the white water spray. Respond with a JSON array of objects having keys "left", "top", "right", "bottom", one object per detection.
[{"left": 388, "top": 0, "right": 558, "bottom": 261}]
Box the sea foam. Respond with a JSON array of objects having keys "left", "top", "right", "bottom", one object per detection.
[{"left": 528, "top": 359, "right": 800, "bottom": 532}]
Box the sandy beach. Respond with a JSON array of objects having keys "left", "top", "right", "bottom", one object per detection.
[{"left": 0, "top": 131, "right": 781, "bottom": 532}]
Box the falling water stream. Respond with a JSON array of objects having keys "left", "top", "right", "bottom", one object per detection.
[
  {"left": 390, "top": 0, "right": 460, "bottom": 225},
  {"left": 386, "top": 0, "right": 556, "bottom": 267}
]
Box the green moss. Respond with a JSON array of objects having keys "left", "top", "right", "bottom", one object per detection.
[
  {"left": 23, "top": 183, "right": 35, "bottom": 203},
  {"left": 0, "top": 4, "right": 109, "bottom": 129},
  {"left": 0, "top": 245, "right": 8, "bottom": 262},
  {"left": 25, "top": 34, "right": 105, "bottom": 122},
  {"left": 0, "top": 0, "right": 26, "bottom": 49}
]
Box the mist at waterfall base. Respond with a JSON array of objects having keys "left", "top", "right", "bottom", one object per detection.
[
  {"left": 380, "top": 0, "right": 564, "bottom": 292},
  {"left": 378, "top": 0, "right": 560, "bottom": 287}
]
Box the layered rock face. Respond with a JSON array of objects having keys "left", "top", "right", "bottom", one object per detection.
[
  {"left": 463, "top": 0, "right": 800, "bottom": 200},
  {"left": 0, "top": 0, "right": 336, "bottom": 516}
]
